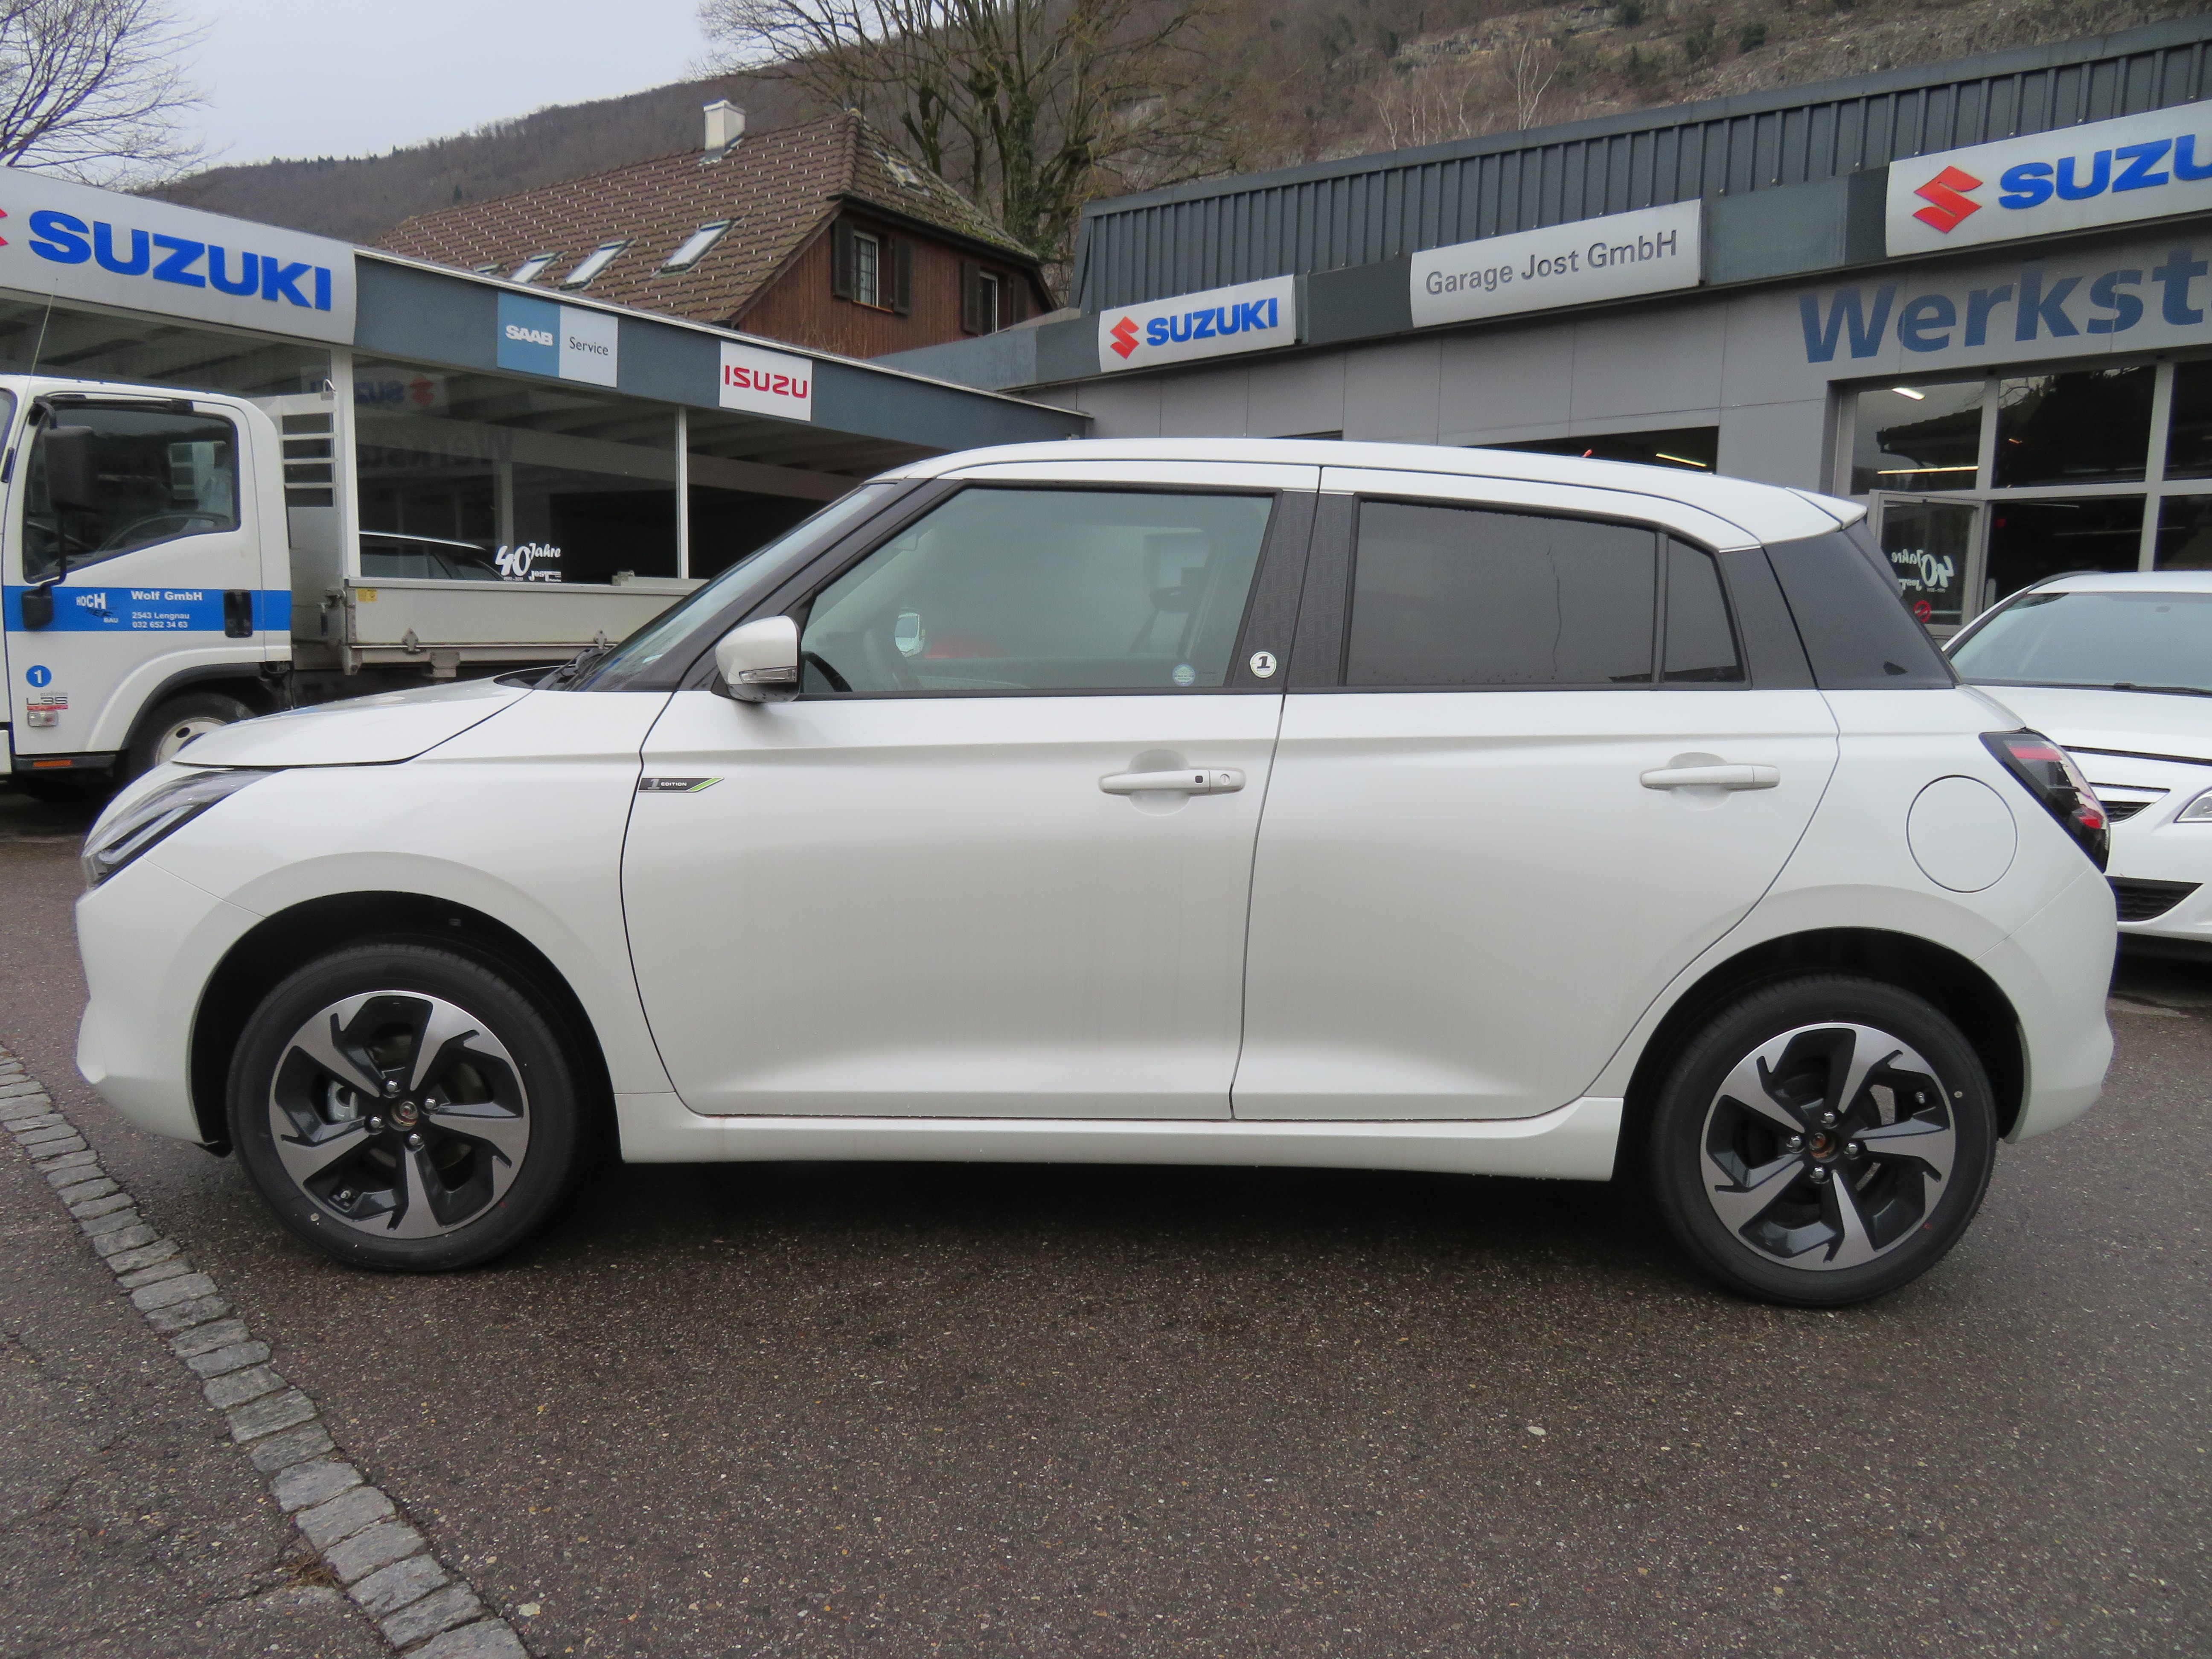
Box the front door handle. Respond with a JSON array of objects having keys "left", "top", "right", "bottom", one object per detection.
[
  {"left": 1100, "top": 768, "right": 1245, "bottom": 796},
  {"left": 1640, "top": 763, "right": 1780, "bottom": 791}
]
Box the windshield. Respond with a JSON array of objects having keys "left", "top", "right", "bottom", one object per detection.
[
  {"left": 566, "top": 483, "right": 903, "bottom": 690},
  {"left": 1950, "top": 589, "right": 2212, "bottom": 695}
]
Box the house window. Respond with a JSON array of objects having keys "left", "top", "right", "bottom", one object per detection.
[
  {"left": 961, "top": 262, "right": 1023, "bottom": 335},
  {"left": 661, "top": 220, "right": 731, "bottom": 273},
  {"left": 977, "top": 272, "right": 1001, "bottom": 334},
  {"left": 561, "top": 241, "right": 631, "bottom": 290},
  {"left": 853, "top": 230, "right": 881, "bottom": 308}
]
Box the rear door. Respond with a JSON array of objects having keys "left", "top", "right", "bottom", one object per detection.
[{"left": 1233, "top": 470, "right": 1839, "bottom": 1122}]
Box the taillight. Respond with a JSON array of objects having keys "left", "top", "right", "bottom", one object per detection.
[{"left": 1982, "top": 730, "right": 2109, "bottom": 871}]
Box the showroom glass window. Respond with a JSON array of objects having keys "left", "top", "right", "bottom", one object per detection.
[
  {"left": 798, "top": 488, "right": 1274, "bottom": 693},
  {"left": 352, "top": 359, "right": 678, "bottom": 584},
  {"left": 1344, "top": 502, "right": 1738, "bottom": 688}
]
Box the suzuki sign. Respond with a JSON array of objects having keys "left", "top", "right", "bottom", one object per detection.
[
  {"left": 0, "top": 168, "right": 355, "bottom": 344},
  {"left": 1095, "top": 275, "right": 1298, "bottom": 373},
  {"left": 1886, "top": 99, "right": 2212, "bottom": 256}
]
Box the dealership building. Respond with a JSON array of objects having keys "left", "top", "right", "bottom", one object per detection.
[
  {"left": 888, "top": 15, "right": 2212, "bottom": 631},
  {"left": 0, "top": 171, "right": 1084, "bottom": 596}
]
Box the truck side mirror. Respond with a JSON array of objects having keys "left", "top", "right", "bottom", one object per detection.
[
  {"left": 40, "top": 425, "right": 100, "bottom": 516},
  {"left": 713, "top": 615, "right": 800, "bottom": 702}
]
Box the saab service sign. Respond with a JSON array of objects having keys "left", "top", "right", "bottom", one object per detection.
[
  {"left": 0, "top": 168, "right": 354, "bottom": 344},
  {"left": 1886, "top": 100, "right": 2212, "bottom": 256},
  {"left": 1096, "top": 275, "right": 1298, "bottom": 373},
  {"left": 720, "top": 340, "right": 812, "bottom": 421},
  {"left": 1411, "top": 201, "right": 1702, "bottom": 329},
  {"left": 497, "top": 294, "right": 619, "bottom": 387}
]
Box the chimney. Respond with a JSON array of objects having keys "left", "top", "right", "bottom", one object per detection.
[{"left": 703, "top": 100, "right": 745, "bottom": 160}]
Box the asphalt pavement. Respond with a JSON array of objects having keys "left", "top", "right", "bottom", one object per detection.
[{"left": 0, "top": 784, "right": 2206, "bottom": 1659}]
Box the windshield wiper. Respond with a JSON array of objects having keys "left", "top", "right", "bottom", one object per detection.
[
  {"left": 1969, "top": 678, "right": 2212, "bottom": 698},
  {"left": 540, "top": 641, "right": 614, "bottom": 689}
]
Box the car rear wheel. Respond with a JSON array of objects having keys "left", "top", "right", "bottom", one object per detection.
[
  {"left": 1645, "top": 975, "right": 1997, "bottom": 1307},
  {"left": 228, "top": 943, "right": 585, "bottom": 1272}
]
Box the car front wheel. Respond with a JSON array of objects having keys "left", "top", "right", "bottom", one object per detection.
[
  {"left": 229, "top": 943, "right": 585, "bottom": 1272},
  {"left": 1645, "top": 974, "right": 1997, "bottom": 1307}
]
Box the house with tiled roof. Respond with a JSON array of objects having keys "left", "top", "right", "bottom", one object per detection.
[{"left": 379, "top": 103, "right": 1052, "bottom": 359}]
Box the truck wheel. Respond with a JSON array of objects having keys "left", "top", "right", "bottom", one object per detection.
[
  {"left": 228, "top": 943, "right": 587, "bottom": 1272},
  {"left": 124, "top": 690, "right": 255, "bottom": 778},
  {"left": 1644, "top": 975, "right": 1997, "bottom": 1307}
]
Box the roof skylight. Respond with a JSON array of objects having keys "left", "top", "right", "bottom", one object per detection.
[
  {"left": 561, "top": 240, "right": 632, "bottom": 289},
  {"left": 661, "top": 220, "right": 733, "bottom": 272},
  {"left": 509, "top": 252, "right": 560, "bottom": 283}
]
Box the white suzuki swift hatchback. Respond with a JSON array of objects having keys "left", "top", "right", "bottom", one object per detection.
[{"left": 74, "top": 442, "right": 2116, "bottom": 1305}]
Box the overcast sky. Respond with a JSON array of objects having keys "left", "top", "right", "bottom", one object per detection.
[{"left": 182, "top": 0, "right": 710, "bottom": 167}]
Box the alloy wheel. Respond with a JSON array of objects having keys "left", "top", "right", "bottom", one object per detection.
[
  {"left": 1698, "top": 1022, "right": 1958, "bottom": 1272},
  {"left": 266, "top": 990, "right": 531, "bottom": 1239}
]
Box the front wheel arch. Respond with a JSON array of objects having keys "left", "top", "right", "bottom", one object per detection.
[
  {"left": 189, "top": 892, "right": 614, "bottom": 1154},
  {"left": 1621, "top": 928, "right": 2026, "bottom": 1161}
]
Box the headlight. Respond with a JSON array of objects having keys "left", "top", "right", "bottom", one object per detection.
[
  {"left": 2178, "top": 788, "right": 2212, "bottom": 824},
  {"left": 81, "top": 768, "right": 269, "bottom": 888}
]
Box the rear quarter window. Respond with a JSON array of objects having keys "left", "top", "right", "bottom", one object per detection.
[{"left": 1763, "top": 528, "right": 1953, "bottom": 690}]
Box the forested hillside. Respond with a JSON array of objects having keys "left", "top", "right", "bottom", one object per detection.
[{"left": 149, "top": 0, "right": 2202, "bottom": 256}]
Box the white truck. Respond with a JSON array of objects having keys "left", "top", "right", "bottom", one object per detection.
[{"left": 1, "top": 376, "right": 695, "bottom": 794}]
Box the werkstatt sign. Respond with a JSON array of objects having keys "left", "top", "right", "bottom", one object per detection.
[
  {"left": 496, "top": 294, "right": 618, "bottom": 387},
  {"left": 1410, "top": 201, "right": 1702, "bottom": 329},
  {"left": 1096, "top": 275, "right": 1298, "bottom": 372},
  {"left": 0, "top": 168, "right": 355, "bottom": 344},
  {"left": 1886, "top": 99, "right": 2212, "bottom": 257}
]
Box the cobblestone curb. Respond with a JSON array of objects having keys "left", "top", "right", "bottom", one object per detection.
[{"left": 0, "top": 1045, "right": 529, "bottom": 1659}]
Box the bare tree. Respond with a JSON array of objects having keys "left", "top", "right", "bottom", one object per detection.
[
  {"left": 0, "top": 0, "right": 205, "bottom": 184},
  {"left": 698, "top": 0, "right": 1227, "bottom": 263},
  {"left": 1504, "top": 38, "right": 1557, "bottom": 130}
]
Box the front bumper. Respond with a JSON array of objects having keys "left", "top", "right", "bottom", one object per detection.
[
  {"left": 75, "top": 856, "right": 262, "bottom": 1144},
  {"left": 2071, "top": 751, "right": 2212, "bottom": 949}
]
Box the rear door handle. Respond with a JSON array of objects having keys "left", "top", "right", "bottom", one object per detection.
[
  {"left": 1640, "top": 763, "right": 1780, "bottom": 791},
  {"left": 1100, "top": 768, "right": 1245, "bottom": 796}
]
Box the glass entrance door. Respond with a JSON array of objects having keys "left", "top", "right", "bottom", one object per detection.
[{"left": 1872, "top": 495, "right": 1979, "bottom": 635}]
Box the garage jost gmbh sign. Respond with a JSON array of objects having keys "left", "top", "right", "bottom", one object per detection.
[{"left": 1410, "top": 200, "right": 1703, "bottom": 329}]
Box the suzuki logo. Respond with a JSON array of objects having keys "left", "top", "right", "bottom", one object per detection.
[
  {"left": 1108, "top": 316, "right": 1139, "bottom": 358},
  {"left": 1912, "top": 166, "right": 1984, "bottom": 234}
]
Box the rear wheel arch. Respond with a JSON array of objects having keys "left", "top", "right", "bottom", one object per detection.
[
  {"left": 189, "top": 892, "right": 614, "bottom": 1153},
  {"left": 1622, "top": 928, "right": 2027, "bottom": 1152}
]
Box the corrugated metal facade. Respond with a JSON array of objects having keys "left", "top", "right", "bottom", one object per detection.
[{"left": 1074, "top": 15, "right": 2212, "bottom": 311}]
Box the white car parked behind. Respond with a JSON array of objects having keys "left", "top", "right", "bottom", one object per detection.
[
  {"left": 72, "top": 441, "right": 2116, "bottom": 1305},
  {"left": 1947, "top": 570, "right": 2212, "bottom": 960}
]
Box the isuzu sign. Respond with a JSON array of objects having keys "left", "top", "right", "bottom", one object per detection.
[
  {"left": 1095, "top": 275, "right": 1298, "bottom": 372},
  {"left": 0, "top": 167, "right": 354, "bottom": 345},
  {"left": 1886, "top": 100, "right": 2212, "bottom": 256},
  {"left": 719, "top": 340, "right": 812, "bottom": 421},
  {"left": 1410, "top": 201, "right": 1702, "bottom": 329}
]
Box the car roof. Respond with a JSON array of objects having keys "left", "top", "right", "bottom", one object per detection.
[
  {"left": 886, "top": 439, "right": 1860, "bottom": 545},
  {"left": 2029, "top": 568, "right": 2212, "bottom": 594}
]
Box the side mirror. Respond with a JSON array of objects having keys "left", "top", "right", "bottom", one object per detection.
[
  {"left": 41, "top": 425, "right": 99, "bottom": 516},
  {"left": 713, "top": 615, "right": 800, "bottom": 702}
]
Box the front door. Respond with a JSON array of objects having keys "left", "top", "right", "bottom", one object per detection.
[
  {"left": 1871, "top": 494, "right": 1978, "bottom": 637},
  {"left": 623, "top": 479, "right": 1301, "bottom": 1119},
  {"left": 1234, "top": 480, "right": 1837, "bottom": 1122}
]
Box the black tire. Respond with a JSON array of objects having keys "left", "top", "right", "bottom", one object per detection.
[
  {"left": 1645, "top": 974, "right": 1997, "bottom": 1307},
  {"left": 124, "top": 690, "right": 255, "bottom": 780},
  {"left": 228, "top": 942, "right": 586, "bottom": 1272}
]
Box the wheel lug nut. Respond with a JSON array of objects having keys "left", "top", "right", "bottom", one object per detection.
[
  {"left": 384, "top": 1081, "right": 398, "bottom": 1097},
  {"left": 1784, "top": 1135, "right": 1804, "bottom": 1153},
  {"left": 1848, "top": 1142, "right": 1864, "bottom": 1157},
  {"left": 1818, "top": 1111, "right": 1838, "bottom": 1128},
  {"left": 367, "top": 1116, "right": 383, "bottom": 1132},
  {"left": 1810, "top": 1166, "right": 1830, "bottom": 1183},
  {"left": 405, "top": 1133, "right": 424, "bottom": 1151}
]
